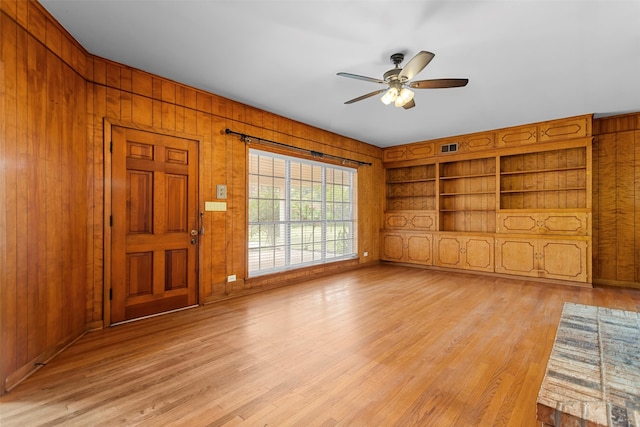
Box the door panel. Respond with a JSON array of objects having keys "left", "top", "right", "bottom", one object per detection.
[
  {"left": 381, "top": 233, "right": 404, "bottom": 261},
  {"left": 464, "top": 237, "right": 494, "bottom": 272},
  {"left": 111, "top": 126, "right": 199, "bottom": 324},
  {"left": 540, "top": 240, "right": 588, "bottom": 281},
  {"left": 435, "top": 236, "right": 462, "bottom": 268},
  {"left": 406, "top": 234, "right": 432, "bottom": 264},
  {"left": 495, "top": 238, "right": 537, "bottom": 276}
]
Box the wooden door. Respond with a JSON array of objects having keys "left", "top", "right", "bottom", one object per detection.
[{"left": 111, "top": 127, "right": 199, "bottom": 324}]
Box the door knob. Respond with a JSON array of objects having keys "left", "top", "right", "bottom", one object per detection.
[{"left": 190, "top": 229, "right": 198, "bottom": 236}]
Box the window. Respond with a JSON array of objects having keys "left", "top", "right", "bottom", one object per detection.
[{"left": 248, "top": 149, "right": 357, "bottom": 276}]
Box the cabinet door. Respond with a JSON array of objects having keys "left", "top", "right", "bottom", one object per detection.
[
  {"left": 384, "top": 211, "right": 436, "bottom": 231},
  {"left": 463, "top": 236, "right": 494, "bottom": 272},
  {"left": 495, "top": 238, "right": 538, "bottom": 277},
  {"left": 538, "top": 239, "right": 589, "bottom": 282},
  {"left": 381, "top": 233, "right": 405, "bottom": 261},
  {"left": 436, "top": 235, "right": 494, "bottom": 272},
  {"left": 496, "top": 213, "right": 538, "bottom": 234},
  {"left": 434, "top": 235, "right": 463, "bottom": 268},
  {"left": 496, "top": 237, "right": 589, "bottom": 282},
  {"left": 406, "top": 234, "right": 432, "bottom": 265},
  {"left": 537, "top": 213, "right": 590, "bottom": 235},
  {"left": 497, "top": 212, "right": 590, "bottom": 236},
  {"left": 381, "top": 232, "right": 432, "bottom": 266}
]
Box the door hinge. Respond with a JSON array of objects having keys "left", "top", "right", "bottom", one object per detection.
[
  {"left": 110, "top": 215, "right": 113, "bottom": 226},
  {"left": 109, "top": 288, "right": 113, "bottom": 300},
  {"left": 110, "top": 141, "right": 113, "bottom": 153}
]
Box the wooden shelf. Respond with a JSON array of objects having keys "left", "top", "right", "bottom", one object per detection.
[
  {"left": 500, "top": 187, "right": 586, "bottom": 194},
  {"left": 387, "top": 195, "right": 435, "bottom": 199},
  {"left": 499, "top": 147, "right": 587, "bottom": 210},
  {"left": 387, "top": 178, "right": 436, "bottom": 184},
  {"left": 500, "top": 166, "right": 585, "bottom": 175},
  {"left": 441, "top": 209, "right": 496, "bottom": 212},
  {"left": 441, "top": 191, "right": 496, "bottom": 196},
  {"left": 440, "top": 173, "right": 495, "bottom": 180},
  {"left": 438, "top": 157, "right": 497, "bottom": 233}
]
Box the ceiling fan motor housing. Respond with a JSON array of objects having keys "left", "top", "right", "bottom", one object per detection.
[
  {"left": 385, "top": 53, "right": 409, "bottom": 86},
  {"left": 383, "top": 68, "right": 402, "bottom": 83},
  {"left": 390, "top": 52, "right": 405, "bottom": 66}
]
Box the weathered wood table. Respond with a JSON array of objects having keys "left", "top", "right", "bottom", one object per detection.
[{"left": 537, "top": 303, "right": 640, "bottom": 426}]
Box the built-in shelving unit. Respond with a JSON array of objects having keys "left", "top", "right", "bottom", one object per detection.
[
  {"left": 386, "top": 164, "right": 436, "bottom": 211},
  {"left": 439, "top": 158, "right": 496, "bottom": 232},
  {"left": 380, "top": 114, "right": 593, "bottom": 285},
  {"left": 499, "top": 147, "right": 587, "bottom": 210}
]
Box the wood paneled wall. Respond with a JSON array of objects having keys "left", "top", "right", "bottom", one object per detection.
[
  {"left": 1, "top": 1, "right": 89, "bottom": 394},
  {"left": 593, "top": 113, "right": 640, "bottom": 288},
  {"left": 0, "top": 0, "right": 384, "bottom": 394}
]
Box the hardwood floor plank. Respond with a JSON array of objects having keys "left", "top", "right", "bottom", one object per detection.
[{"left": 1, "top": 264, "right": 640, "bottom": 426}]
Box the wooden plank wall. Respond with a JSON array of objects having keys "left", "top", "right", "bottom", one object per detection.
[
  {"left": 593, "top": 113, "right": 640, "bottom": 288},
  {"left": 0, "top": 0, "right": 384, "bottom": 394},
  {"left": 0, "top": 1, "right": 89, "bottom": 394}
]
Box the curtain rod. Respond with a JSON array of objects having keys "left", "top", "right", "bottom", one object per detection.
[{"left": 225, "top": 129, "right": 372, "bottom": 166}]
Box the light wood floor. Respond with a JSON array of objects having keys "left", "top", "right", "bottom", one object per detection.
[{"left": 2, "top": 265, "right": 640, "bottom": 426}]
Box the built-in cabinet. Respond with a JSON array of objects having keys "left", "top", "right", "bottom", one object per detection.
[
  {"left": 434, "top": 234, "right": 494, "bottom": 272},
  {"left": 381, "top": 114, "right": 593, "bottom": 285},
  {"left": 381, "top": 232, "right": 433, "bottom": 265},
  {"left": 495, "top": 237, "right": 589, "bottom": 282}
]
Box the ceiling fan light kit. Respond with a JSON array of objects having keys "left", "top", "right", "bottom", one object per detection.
[
  {"left": 394, "top": 88, "right": 414, "bottom": 108},
  {"left": 380, "top": 87, "right": 399, "bottom": 105},
  {"left": 338, "top": 50, "right": 469, "bottom": 110}
]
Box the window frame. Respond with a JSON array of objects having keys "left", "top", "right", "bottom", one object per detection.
[{"left": 247, "top": 148, "right": 358, "bottom": 277}]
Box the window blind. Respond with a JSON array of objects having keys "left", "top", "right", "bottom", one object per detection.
[{"left": 248, "top": 149, "right": 358, "bottom": 277}]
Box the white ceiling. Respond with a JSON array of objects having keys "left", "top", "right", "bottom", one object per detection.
[{"left": 40, "top": 0, "right": 640, "bottom": 148}]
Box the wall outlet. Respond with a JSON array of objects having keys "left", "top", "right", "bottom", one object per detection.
[
  {"left": 216, "top": 184, "right": 227, "bottom": 199},
  {"left": 363, "top": 251, "right": 369, "bottom": 257},
  {"left": 227, "top": 274, "right": 236, "bottom": 282}
]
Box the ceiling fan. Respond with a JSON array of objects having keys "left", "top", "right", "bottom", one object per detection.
[{"left": 337, "top": 51, "right": 468, "bottom": 109}]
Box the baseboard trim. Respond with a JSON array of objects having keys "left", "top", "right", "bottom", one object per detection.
[{"left": 4, "top": 329, "right": 87, "bottom": 394}]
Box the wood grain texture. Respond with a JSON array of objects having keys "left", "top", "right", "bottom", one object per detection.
[
  {"left": 636, "top": 130, "right": 640, "bottom": 284},
  {"left": 592, "top": 114, "right": 640, "bottom": 287},
  {"left": 1, "top": 265, "right": 640, "bottom": 426},
  {"left": 1, "top": 1, "right": 383, "bottom": 394},
  {"left": 1, "top": 3, "right": 89, "bottom": 392}
]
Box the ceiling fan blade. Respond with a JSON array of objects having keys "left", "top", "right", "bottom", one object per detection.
[
  {"left": 344, "top": 89, "right": 386, "bottom": 104},
  {"left": 337, "top": 72, "right": 385, "bottom": 85},
  {"left": 398, "top": 51, "right": 435, "bottom": 81},
  {"left": 402, "top": 99, "right": 416, "bottom": 110},
  {"left": 410, "top": 78, "right": 469, "bottom": 89}
]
